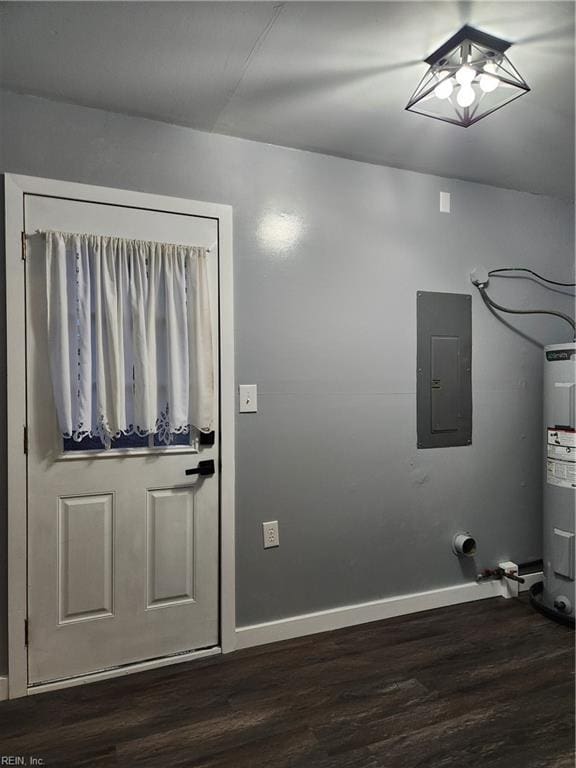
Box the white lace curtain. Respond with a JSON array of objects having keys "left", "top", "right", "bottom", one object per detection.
[{"left": 46, "top": 231, "right": 214, "bottom": 447}]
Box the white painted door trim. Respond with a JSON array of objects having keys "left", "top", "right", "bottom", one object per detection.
[{"left": 3, "top": 173, "right": 236, "bottom": 698}]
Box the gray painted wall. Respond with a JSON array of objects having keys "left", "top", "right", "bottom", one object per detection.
[
  {"left": 0, "top": 91, "right": 573, "bottom": 672},
  {"left": 0, "top": 179, "right": 6, "bottom": 674}
]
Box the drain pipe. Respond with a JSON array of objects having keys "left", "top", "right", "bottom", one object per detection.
[{"left": 452, "top": 532, "right": 477, "bottom": 557}]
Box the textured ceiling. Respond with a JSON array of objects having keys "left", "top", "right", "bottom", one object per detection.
[{"left": 0, "top": 1, "right": 574, "bottom": 199}]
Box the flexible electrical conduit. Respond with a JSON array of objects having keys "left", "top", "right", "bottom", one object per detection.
[
  {"left": 488, "top": 267, "right": 576, "bottom": 288},
  {"left": 478, "top": 285, "right": 576, "bottom": 340}
]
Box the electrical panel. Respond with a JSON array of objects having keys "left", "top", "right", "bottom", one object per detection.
[{"left": 417, "top": 291, "right": 472, "bottom": 448}]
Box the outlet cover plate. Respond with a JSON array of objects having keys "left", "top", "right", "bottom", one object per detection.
[{"left": 262, "top": 520, "right": 279, "bottom": 548}]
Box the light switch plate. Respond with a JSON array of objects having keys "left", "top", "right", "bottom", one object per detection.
[
  {"left": 440, "top": 191, "right": 451, "bottom": 213},
  {"left": 239, "top": 384, "right": 257, "bottom": 413}
]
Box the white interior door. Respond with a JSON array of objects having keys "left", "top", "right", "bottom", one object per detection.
[{"left": 25, "top": 195, "right": 220, "bottom": 685}]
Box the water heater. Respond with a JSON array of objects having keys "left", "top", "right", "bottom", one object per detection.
[
  {"left": 470, "top": 266, "right": 575, "bottom": 624},
  {"left": 536, "top": 342, "right": 576, "bottom": 624}
]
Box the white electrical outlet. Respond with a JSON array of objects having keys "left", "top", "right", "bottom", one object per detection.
[{"left": 262, "top": 520, "right": 279, "bottom": 549}]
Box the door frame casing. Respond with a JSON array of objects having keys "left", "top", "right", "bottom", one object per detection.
[{"left": 3, "top": 173, "right": 236, "bottom": 698}]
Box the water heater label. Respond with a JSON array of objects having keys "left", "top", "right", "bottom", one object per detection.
[
  {"left": 546, "top": 350, "right": 574, "bottom": 361},
  {"left": 547, "top": 458, "right": 576, "bottom": 488},
  {"left": 547, "top": 444, "right": 575, "bottom": 461},
  {"left": 547, "top": 428, "right": 576, "bottom": 449},
  {"left": 547, "top": 428, "right": 576, "bottom": 487}
]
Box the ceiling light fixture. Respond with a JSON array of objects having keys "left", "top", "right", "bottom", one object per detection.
[{"left": 405, "top": 25, "right": 530, "bottom": 127}]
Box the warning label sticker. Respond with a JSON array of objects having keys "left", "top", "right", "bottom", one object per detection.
[
  {"left": 547, "top": 458, "right": 576, "bottom": 488},
  {"left": 548, "top": 428, "right": 576, "bottom": 448},
  {"left": 547, "top": 428, "right": 576, "bottom": 487},
  {"left": 547, "top": 444, "right": 575, "bottom": 462}
]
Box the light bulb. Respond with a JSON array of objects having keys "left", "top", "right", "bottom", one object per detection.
[
  {"left": 455, "top": 65, "right": 476, "bottom": 86},
  {"left": 434, "top": 72, "right": 454, "bottom": 100},
  {"left": 457, "top": 85, "right": 476, "bottom": 108},
  {"left": 479, "top": 62, "right": 499, "bottom": 93}
]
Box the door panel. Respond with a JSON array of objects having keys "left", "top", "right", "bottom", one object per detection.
[
  {"left": 146, "top": 487, "right": 196, "bottom": 608},
  {"left": 58, "top": 493, "right": 114, "bottom": 623},
  {"left": 431, "top": 335, "right": 459, "bottom": 433},
  {"left": 26, "top": 194, "right": 220, "bottom": 685}
]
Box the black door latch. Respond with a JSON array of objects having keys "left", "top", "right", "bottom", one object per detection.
[{"left": 185, "top": 459, "right": 216, "bottom": 477}]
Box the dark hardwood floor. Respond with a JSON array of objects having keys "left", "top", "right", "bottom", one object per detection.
[{"left": 0, "top": 596, "right": 573, "bottom": 767}]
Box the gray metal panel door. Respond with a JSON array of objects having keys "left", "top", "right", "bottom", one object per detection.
[{"left": 417, "top": 291, "right": 472, "bottom": 448}]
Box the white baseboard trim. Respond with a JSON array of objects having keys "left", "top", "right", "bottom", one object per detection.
[
  {"left": 0, "top": 676, "right": 8, "bottom": 701},
  {"left": 235, "top": 572, "right": 543, "bottom": 651},
  {"left": 27, "top": 646, "right": 221, "bottom": 696}
]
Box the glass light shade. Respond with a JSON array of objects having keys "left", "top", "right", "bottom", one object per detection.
[
  {"left": 434, "top": 72, "right": 454, "bottom": 99},
  {"left": 455, "top": 65, "right": 476, "bottom": 85},
  {"left": 479, "top": 62, "right": 499, "bottom": 93},
  {"left": 405, "top": 25, "right": 530, "bottom": 127},
  {"left": 457, "top": 85, "right": 476, "bottom": 107}
]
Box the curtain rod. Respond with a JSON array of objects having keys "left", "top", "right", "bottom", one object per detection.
[{"left": 25, "top": 230, "right": 216, "bottom": 253}]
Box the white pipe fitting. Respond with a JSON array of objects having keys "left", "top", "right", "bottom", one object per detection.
[
  {"left": 470, "top": 266, "right": 489, "bottom": 287},
  {"left": 452, "top": 532, "right": 477, "bottom": 557}
]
